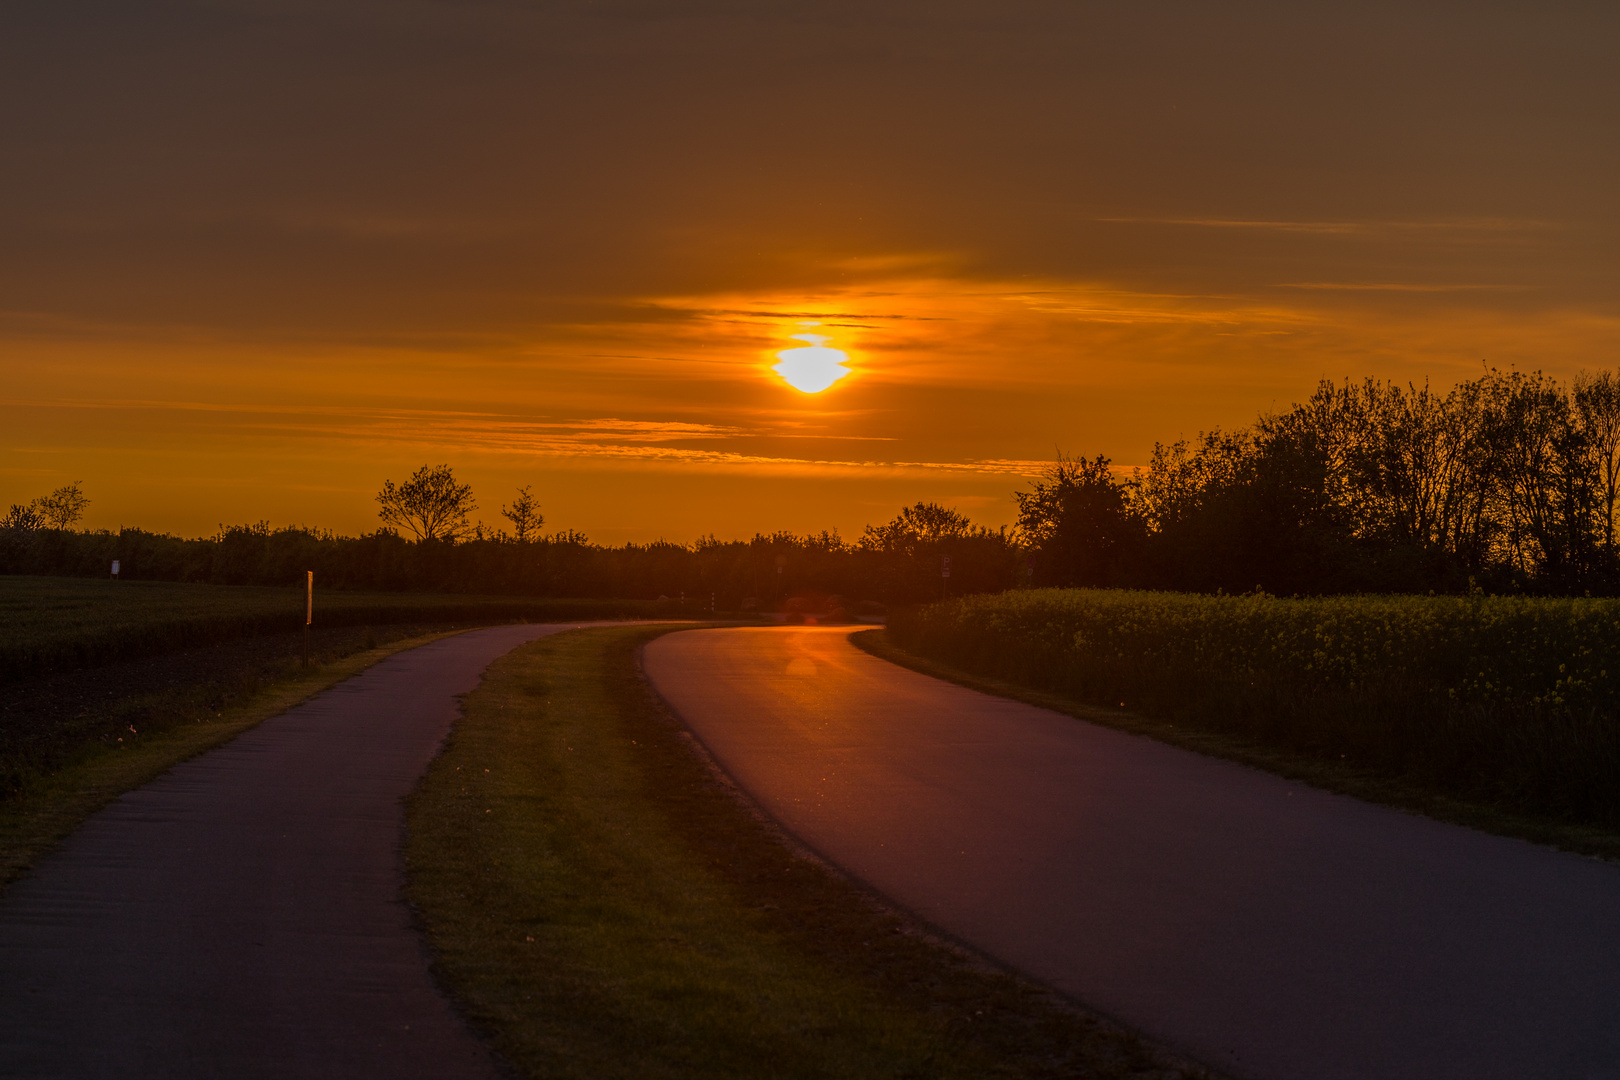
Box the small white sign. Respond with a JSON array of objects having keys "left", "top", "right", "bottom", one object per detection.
[
  {"left": 941, "top": 556, "right": 952, "bottom": 578},
  {"left": 111, "top": 560, "right": 120, "bottom": 576}
]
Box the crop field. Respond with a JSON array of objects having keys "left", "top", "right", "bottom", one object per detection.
[
  {"left": 0, "top": 575, "right": 676, "bottom": 682},
  {"left": 888, "top": 589, "right": 1620, "bottom": 829}
]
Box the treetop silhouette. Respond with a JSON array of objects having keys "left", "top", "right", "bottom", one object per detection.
[{"left": 376, "top": 465, "right": 477, "bottom": 542}]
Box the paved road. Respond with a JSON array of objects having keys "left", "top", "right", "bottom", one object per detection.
[
  {"left": 644, "top": 626, "right": 1620, "bottom": 1080},
  {"left": 0, "top": 623, "right": 587, "bottom": 1080}
]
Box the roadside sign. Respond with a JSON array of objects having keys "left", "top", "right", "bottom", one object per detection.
[
  {"left": 303, "top": 571, "right": 314, "bottom": 667},
  {"left": 942, "top": 556, "right": 952, "bottom": 578},
  {"left": 110, "top": 560, "right": 120, "bottom": 577}
]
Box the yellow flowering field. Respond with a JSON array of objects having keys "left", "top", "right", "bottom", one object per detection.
[{"left": 887, "top": 589, "right": 1620, "bottom": 825}]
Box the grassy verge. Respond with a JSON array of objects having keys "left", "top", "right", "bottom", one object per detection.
[
  {"left": 855, "top": 629, "right": 1620, "bottom": 864},
  {"left": 405, "top": 624, "right": 1214, "bottom": 1080},
  {"left": 0, "top": 627, "right": 463, "bottom": 891}
]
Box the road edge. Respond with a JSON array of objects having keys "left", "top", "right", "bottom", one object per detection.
[{"left": 635, "top": 624, "right": 1232, "bottom": 1080}]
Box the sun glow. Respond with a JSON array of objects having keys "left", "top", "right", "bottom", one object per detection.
[{"left": 772, "top": 325, "right": 852, "bottom": 394}]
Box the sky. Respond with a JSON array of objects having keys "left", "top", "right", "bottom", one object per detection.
[{"left": 4, "top": 0, "right": 1619, "bottom": 544}]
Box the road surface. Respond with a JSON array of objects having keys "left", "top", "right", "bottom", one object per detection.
[
  {"left": 0, "top": 623, "right": 588, "bottom": 1080},
  {"left": 644, "top": 625, "right": 1620, "bottom": 1080}
]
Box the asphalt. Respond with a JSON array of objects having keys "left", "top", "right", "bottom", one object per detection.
[
  {"left": 0, "top": 623, "right": 586, "bottom": 1080},
  {"left": 643, "top": 625, "right": 1620, "bottom": 1080}
]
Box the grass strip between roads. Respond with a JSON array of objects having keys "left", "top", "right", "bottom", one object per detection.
[
  {"left": 406, "top": 624, "right": 1214, "bottom": 1080},
  {"left": 854, "top": 629, "right": 1620, "bottom": 864},
  {"left": 0, "top": 628, "right": 464, "bottom": 892}
]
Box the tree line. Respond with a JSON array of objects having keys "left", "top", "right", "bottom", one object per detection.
[
  {"left": 7, "top": 365, "right": 1620, "bottom": 602},
  {"left": 1020, "top": 367, "right": 1620, "bottom": 595},
  {"left": 0, "top": 480, "right": 1019, "bottom": 607}
]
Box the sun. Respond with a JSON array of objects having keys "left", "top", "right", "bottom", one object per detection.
[{"left": 772, "top": 324, "right": 852, "bottom": 394}]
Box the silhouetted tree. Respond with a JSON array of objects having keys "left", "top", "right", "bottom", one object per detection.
[
  {"left": 501, "top": 485, "right": 544, "bottom": 542},
  {"left": 1015, "top": 455, "right": 1143, "bottom": 587},
  {"left": 375, "top": 464, "right": 477, "bottom": 542},
  {"left": 859, "top": 502, "right": 973, "bottom": 555},
  {"left": 1, "top": 504, "right": 44, "bottom": 532},
  {"left": 1575, "top": 370, "right": 1620, "bottom": 553},
  {"left": 1113, "top": 367, "right": 1620, "bottom": 593},
  {"left": 31, "top": 483, "right": 89, "bottom": 530},
  {"left": 1477, "top": 369, "right": 1599, "bottom": 586}
]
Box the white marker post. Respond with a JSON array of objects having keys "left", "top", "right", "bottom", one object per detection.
[
  {"left": 110, "top": 559, "right": 120, "bottom": 580},
  {"left": 942, "top": 555, "right": 951, "bottom": 600},
  {"left": 303, "top": 571, "right": 313, "bottom": 668}
]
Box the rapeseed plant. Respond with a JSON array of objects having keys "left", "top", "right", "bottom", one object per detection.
[{"left": 890, "top": 589, "right": 1620, "bottom": 826}]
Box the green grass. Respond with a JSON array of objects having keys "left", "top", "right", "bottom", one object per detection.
[
  {"left": 888, "top": 588, "right": 1620, "bottom": 841},
  {"left": 0, "top": 627, "right": 462, "bottom": 892},
  {"left": 405, "top": 625, "right": 1213, "bottom": 1080},
  {"left": 0, "top": 574, "right": 673, "bottom": 682}
]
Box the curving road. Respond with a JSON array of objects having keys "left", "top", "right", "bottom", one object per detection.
[
  {"left": 644, "top": 625, "right": 1620, "bottom": 1080},
  {"left": 0, "top": 623, "right": 598, "bottom": 1080}
]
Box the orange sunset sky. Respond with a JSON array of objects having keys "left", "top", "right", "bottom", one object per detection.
[{"left": 5, "top": 1, "right": 1619, "bottom": 544}]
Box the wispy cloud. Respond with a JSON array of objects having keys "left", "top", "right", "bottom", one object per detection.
[
  {"left": 1277, "top": 282, "right": 1533, "bottom": 293},
  {"left": 310, "top": 417, "right": 1041, "bottom": 477},
  {"left": 1, "top": 396, "right": 1009, "bottom": 477},
  {"left": 320, "top": 418, "right": 1042, "bottom": 476},
  {"left": 2, "top": 398, "right": 745, "bottom": 439},
  {"left": 662, "top": 306, "right": 946, "bottom": 322},
  {"left": 1097, "top": 216, "right": 1560, "bottom": 236},
  {"left": 1099, "top": 216, "right": 1367, "bottom": 235}
]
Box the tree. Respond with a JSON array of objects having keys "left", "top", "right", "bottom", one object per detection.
[
  {"left": 858, "top": 502, "right": 973, "bottom": 555},
  {"left": 1, "top": 504, "right": 45, "bottom": 532},
  {"left": 1575, "top": 369, "right": 1620, "bottom": 551},
  {"left": 375, "top": 464, "right": 477, "bottom": 541},
  {"left": 501, "top": 485, "right": 544, "bottom": 542},
  {"left": 30, "top": 482, "right": 89, "bottom": 530},
  {"left": 1015, "top": 454, "right": 1144, "bottom": 587},
  {"left": 1134, "top": 429, "right": 1256, "bottom": 534},
  {"left": 1479, "top": 368, "right": 1600, "bottom": 584}
]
